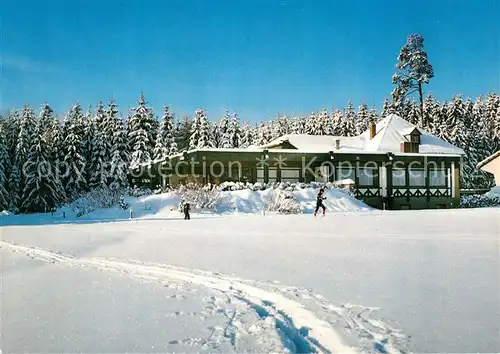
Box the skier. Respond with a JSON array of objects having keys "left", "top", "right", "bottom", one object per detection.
[
  {"left": 314, "top": 188, "right": 326, "bottom": 217},
  {"left": 183, "top": 202, "right": 191, "bottom": 220}
]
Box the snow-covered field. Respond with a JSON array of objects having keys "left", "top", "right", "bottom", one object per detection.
[{"left": 1, "top": 192, "right": 499, "bottom": 353}]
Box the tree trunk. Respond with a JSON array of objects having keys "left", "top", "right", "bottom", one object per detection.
[{"left": 418, "top": 82, "right": 424, "bottom": 127}]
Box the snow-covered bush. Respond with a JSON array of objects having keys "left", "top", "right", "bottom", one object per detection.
[
  {"left": 215, "top": 181, "right": 353, "bottom": 195},
  {"left": 266, "top": 189, "right": 303, "bottom": 214},
  {"left": 69, "top": 186, "right": 128, "bottom": 217},
  {"left": 459, "top": 194, "right": 500, "bottom": 208},
  {"left": 176, "top": 185, "right": 222, "bottom": 212},
  {"left": 128, "top": 186, "right": 153, "bottom": 198}
]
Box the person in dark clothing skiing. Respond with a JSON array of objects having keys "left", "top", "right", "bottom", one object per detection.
[
  {"left": 314, "top": 188, "right": 326, "bottom": 216},
  {"left": 183, "top": 202, "right": 190, "bottom": 220}
]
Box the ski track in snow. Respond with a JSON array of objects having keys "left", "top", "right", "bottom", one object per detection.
[{"left": 1, "top": 240, "right": 409, "bottom": 354}]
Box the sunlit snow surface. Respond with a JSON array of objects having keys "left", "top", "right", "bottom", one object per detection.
[{"left": 1, "top": 206, "right": 499, "bottom": 353}]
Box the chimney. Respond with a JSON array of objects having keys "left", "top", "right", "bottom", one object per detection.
[
  {"left": 369, "top": 120, "right": 376, "bottom": 139},
  {"left": 335, "top": 139, "right": 340, "bottom": 150}
]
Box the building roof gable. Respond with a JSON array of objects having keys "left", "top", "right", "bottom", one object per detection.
[{"left": 477, "top": 150, "right": 500, "bottom": 169}]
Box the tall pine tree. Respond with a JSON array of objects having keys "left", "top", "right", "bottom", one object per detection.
[
  {"left": 63, "top": 103, "right": 88, "bottom": 197},
  {"left": 22, "top": 120, "right": 65, "bottom": 212},
  {"left": 128, "top": 93, "right": 156, "bottom": 168}
]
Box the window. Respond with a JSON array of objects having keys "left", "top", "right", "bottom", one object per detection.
[
  {"left": 392, "top": 169, "right": 406, "bottom": 186},
  {"left": 410, "top": 133, "right": 420, "bottom": 144},
  {"left": 409, "top": 168, "right": 425, "bottom": 186},
  {"left": 256, "top": 168, "right": 264, "bottom": 183},
  {"left": 269, "top": 168, "right": 277, "bottom": 182},
  {"left": 336, "top": 167, "right": 355, "bottom": 183},
  {"left": 358, "top": 167, "right": 376, "bottom": 186},
  {"left": 430, "top": 169, "right": 447, "bottom": 186},
  {"left": 281, "top": 168, "right": 300, "bottom": 182}
]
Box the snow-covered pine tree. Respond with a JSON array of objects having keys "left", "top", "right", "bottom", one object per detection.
[
  {"left": 189, "top": 110, "right": 201, "bottom": 150},
  {"left": 381, "top": 97, "right": 394, "bottom": 118},
  {"left": 469, "top": 96, "right": 494, "bottom": 188},
  {"left": 219, "top": 110, "right": 232, "bottom": 148},
  {"left": 289, "top": 118, "right": 300, "bottom": 135},
  {"left": 175, "top": 116, "right": 192, "bottom": 152},
  {"left": 7, "top": 165, "right": 21, "bottom": 213},
  {"left": 159, "top": 106, "right": 178, "bottom": 156},
  {"left": 240, "top": 122, "right": 254, "bottom": 148},
  {"left": 485, "top": 93, "right": 499, "bottom": 140},
  {"left": 38, "top": 103, "right": 57, "bottom": 143},
  {"left": 0, "top": 125, "right": 10, "bottom": 210},
  {"left": 316, "top": 108, "right": 329, "bottom": 135},
  {"left": 255, "top": 121, "right": 271, "bottom": 145},
  {"left": 330, "top": 109, "right": 343, "bottom": 136},
  {"left": 407, "top": 100, "right": 421, "bottom": 127},
  {"left": 356, "top": 104, "right": 369, "bottom": 135},
  {"left": 460, "top": 97, "right": 476, "bottom": 189},
  {"left": 422, "top": 94, "right": 438, "bottom": 132},
  {"left": 50, "top": 117, "right": 66, "bottom": 181},
  {"left": 83, "top": 106, "right": 96, "bottom": 184},
  {"left": 88, "top": 107, "right": 108, "bottom": 189},
  {"left": 128, "top": 93, "right": 156, "bottom": 168},
  {"left": 392, "top": 33, "right": 434, "bottom": 121},
  {"left": 153, "top": 124, "right": 169, "bottom": 161},
  {"left": 4, "top": 109, "right": 21, "bottom": 158},
  {"left": 15, "top": 105, "right": 36, "bottom": 171},
  {"left": 228, "top": 113, "right": 242, "bottom": 148},
  {"left": 211, "top": 122, "right": 222, "bottom": 148},
  {"left": 272, "top": 114, "right": 288, "bottom": 140},
  {"left": 445, "top": 96, "right": 465, "bottom": 146},
  {"left": 97, "top": 101, "right": 115, "bottom": 164},
  {"left": 343, "top": 101, "right": 357, "bottom": 136},
  {"left": 109, "top": 116, "right": 129, "bottom": 190},
  {"left": 305, "top": 112, "right": 317, "bottom": 135},
  {"left": 430, "top": 101, "right": 449, "bottom": 140},
  {"left": 494, "top": 98, "right": 500, "bottom": 141},
  {"left": 63, "top": 103, "right": 88, "bottom": 197},
  {"left": 21, "top": 120, "right": 65, "bottom": 212},
  {"left": 197, "top": 109, "right": 214, "bottom": 149}
]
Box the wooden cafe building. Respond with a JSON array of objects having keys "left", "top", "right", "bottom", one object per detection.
[{"left": 131, "top": 114, "right": 465, "bottom": 210}]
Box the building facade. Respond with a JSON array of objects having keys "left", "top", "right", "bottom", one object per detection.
[
  {"left": 477, "top": 150, "right": 500, "bottom": 186},
  {"left": 131, "top": 114, "right": 464, "bottom": 210}
]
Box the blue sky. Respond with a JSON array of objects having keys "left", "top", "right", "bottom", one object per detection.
[{"left": 1, "top": 0, "right": 498, "bottom": 123}]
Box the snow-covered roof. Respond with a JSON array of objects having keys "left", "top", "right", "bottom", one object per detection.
[
  {"left": 134, "top": 114, "right": 464, "bottom": 170},
  {"left": 477, "top": 150, "right": 500, "bottom": 169},
  {"left": 258, "top": 114, "right": 465, "bottom": 156}
]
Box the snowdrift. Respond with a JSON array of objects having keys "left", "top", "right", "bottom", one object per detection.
[{"left": 0, "top": 187, "right": 372, "bottom": 225}]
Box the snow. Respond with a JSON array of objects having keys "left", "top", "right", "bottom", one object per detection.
[
  {"left": 0, "top": 187, "right": 370, "bottom": 225},
  {"left": 359, "top": 114, "right": 465, "bottom": 155},
  {"left": 0, "top": 207, "right": 500, "bottom": 353},
  {"left": 486, "top": 185, "right": 500, "bottom": 196},
  {"left": 256, "top": 114, "right": 465, "bottom": 156},
  {"left": 1, "top": 207, "right": 498, "bottom": 353}
]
